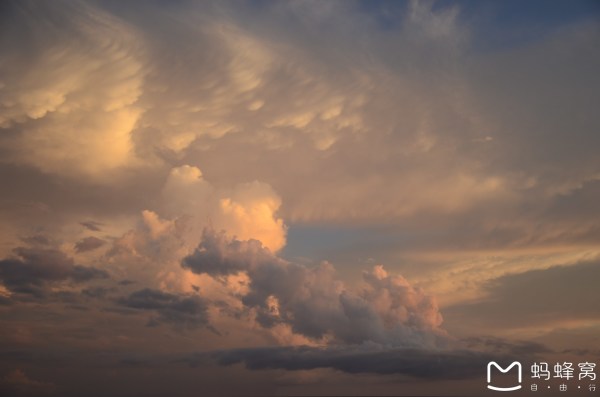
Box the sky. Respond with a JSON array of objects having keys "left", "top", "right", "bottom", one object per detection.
[{"left": 0, "top": 0, "right": 599, "bottom": 396}]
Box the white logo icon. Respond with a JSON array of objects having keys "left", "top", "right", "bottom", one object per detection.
[{"left": 487, "top": 361, "right": 522, "bottom": 391}]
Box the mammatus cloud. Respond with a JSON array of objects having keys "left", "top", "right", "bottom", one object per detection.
[
  {"left": 1, "top": 0, "right": 597, "bottom": 252},
  {"left": 0, "top": 1, "right": 145, "bottom": 180},
  {"left": 183, "top": 230, "right": 445, "bottom": 347}
]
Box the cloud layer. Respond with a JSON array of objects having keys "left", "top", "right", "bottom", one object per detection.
[{"left": 207, "top": 345, "right": 498, "bottom": 378}]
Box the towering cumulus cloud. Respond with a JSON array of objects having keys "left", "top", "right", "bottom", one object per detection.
[
  {"left": 183, "top": 230, "right": 445, "bottom": 347},
  {"left": 161, "top": 165, "right": 287, "bottom": 252}
]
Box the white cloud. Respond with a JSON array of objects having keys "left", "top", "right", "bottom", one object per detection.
[{"left": 161, "top": 165, "right": 286, "bottom": 252}]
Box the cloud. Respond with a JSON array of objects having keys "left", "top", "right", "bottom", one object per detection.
[
  {"left": 117, "top": 288, "right": 210, "bottom": 329},
  {"left": 74, "top": 237, "right": 106, "bottom": 253},
  {"left": 79, "top": 221, "right": 103, "bottom": 232},
  {"left": 461, "top": 337, "right": 552, "bottom": 356},
  {"left": 183, "top": 229, "right": 445, "bottom": 346},
  {"left": 204, "top": 345, "right": 501, "bottom": 379},
  {"left": 161, "top": 165, "right": 287, "bottom": 252},
  {"left": 0, "top": 0, "right": 597, "bottom": 258},
  {"left": 182, "top": 230, "right": 282, "bottom": 277},
  {"left": 20, "top": 235, "right": 51, "bottom": 247},
  {"left": 162, "top": 0, "right": 513, "bottom": 223},
  {"left": 0, "top": 247, "right": 108, "bottom": 297},
  {"left": 134, "top": 0, "right": 598, "bottom": 249},
  {"left": 0, "top": 2, "right": 597, "bottom": 395},
  {"left": 0, "top": 1, "right": 145, "bottom": 181},
  {"left": 0, "top": 369, "right": 55, "bottom": 397},
  {"left": 443, "top": 259, "right": 600, "bottom": 332},
  {"left": 81, "top": 286, "right": 112, "bottom": 299}
]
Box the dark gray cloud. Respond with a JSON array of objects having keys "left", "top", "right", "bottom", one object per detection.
[
  {"left": 203, "top": 345, "right": 506, "bottom": 379},
  {"left": 182, "top": 231, "right": 278, "bottom": 277},
  {"left": 74, "top": 237, "right": 106, "bottom": 253},
  {"left": 462, "top": 336, "right": 552, "bottom": 356},
  {"left": 81, "top": 286, "right": 113, "bottom": 299},
  {"left": 561, "top": 348, "right": 600, "bottom": 357},
  {"left": 20, "top": 235, "right": 51, "bottom": 247},
  {"left": 79, "top": 221, "right": 103, "bottom": 232},
  {"left": 0, "top": 369, "right": 56, "bottom": 397},
  {"left": 117, "top": 288, "right": 210, "bottom": 329},
  {"left": 0, "top": 247, "right": 108, "bottom": 297}
]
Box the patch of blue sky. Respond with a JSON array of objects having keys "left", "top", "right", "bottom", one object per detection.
[{"left": 358, "top": 0, "right": 600, "bottom": 52}]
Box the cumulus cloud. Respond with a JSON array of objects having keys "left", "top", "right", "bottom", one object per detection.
[
  {"left": 161, "top": 165, "right": 287, "bottom": 252},
  {"left": 101, "top": 210, "right": 191, "bottom": 293},
  {"left": 95, "top": 163, "right": 286, "bottom": 300},
  {"left": 183, "top": 230, "right": 445, "bottom": 347},
  {"left": 0, "top": 247, "right": 108, "bottom": 297}
]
